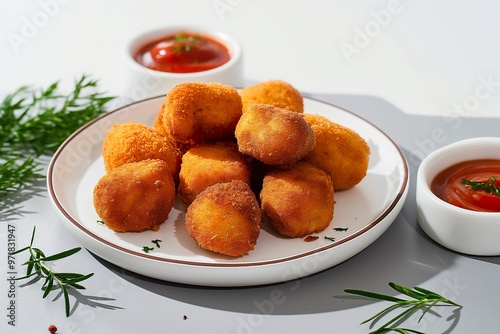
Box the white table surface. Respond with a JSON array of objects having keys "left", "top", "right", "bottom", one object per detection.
[{"left": 1, "top": 1, "right": 500, "bottom": 333}]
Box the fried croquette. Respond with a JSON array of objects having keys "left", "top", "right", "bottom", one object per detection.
[
  {"left": 239, "top": 80, "right": 304, "bottom": 113},
  {"left": 235, "top": 104, "right": 315, "bottom": 165},
  {"left": 303, "top": 114, "right": 370, "bottom": 190},
  {"left": 162, "top": 82, "right": 242, "bottom": 148},
  {"left": 93, "top": 159, "right": 176, "bottom": 232},
  {"left": 178, "top": 142, "right": 252, "bottom": 205},
  {"left": 153, "top": 104, "right": 168, "bottom": 137},
  {"left": 260, "top": 162, "right": 335, "bottom": 238},
  {"left": 102, "top": 122, "right": 181, "bottom": 181},
  {"left": 185, "top": 180, "right": 261, "bottom": 257},
  {"left": 153, "top": 105, "right": 192, "bottom": 156}
]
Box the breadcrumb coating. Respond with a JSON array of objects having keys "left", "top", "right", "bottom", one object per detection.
[
  {"left": 93, "top": 159, "right": 176, "bottom": 232},
  {"left": 185, "top": 180, "right": 261, "bottom": 257},
  {"left": 162, "top": 82, "right": 242, "bottom": 149},
  {"left": 260, "top": 162, "right": 335, "bottom": 237},
  {"left": 235, "top": 104, "right": 315, "bottom": 165},
  {"left": 102, "top": 121, "right": 181, "bottom": 182},
  {"left": 240, "top": 80, "right": 304, "bottom": 113},
  {"left": 304, "top": 114, "right": 370, "bottom": 190},
  {"left": 178, "top": 141, "right": 252, "bottom": 205}
]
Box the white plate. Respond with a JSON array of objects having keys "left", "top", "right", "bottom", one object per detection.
[{"left": 47, "top": 96, "right": 409, "bottom": 287}]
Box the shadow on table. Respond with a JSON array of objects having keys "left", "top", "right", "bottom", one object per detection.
[
  {"left": 89, "top": 94, "right": 497, "bottom": 326},
  {"left": 0, "top": 179, "right": 46, "bottom": 221},
  {"left": 0, "top": 155, "right": 49, "bottom": 220},
  {"left": 317, "top": 93, "right": 500, "bottom": 268}
]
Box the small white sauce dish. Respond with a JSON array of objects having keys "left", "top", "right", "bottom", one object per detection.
[
  {"left": 121, "top": 25, "right": 243, "bottom": 100},
  {"left": 416, "top": 137, "right": 500, "bottom": 256}
]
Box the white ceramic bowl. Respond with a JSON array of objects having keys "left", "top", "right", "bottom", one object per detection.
[
  {"left": 121, "top": 26, "right": 243, "bottom": 100},
  {"left": 416, "top": 137, "right": 500, "bottom": 256}
]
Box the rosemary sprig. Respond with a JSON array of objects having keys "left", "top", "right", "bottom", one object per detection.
[
  {"left": 10, "top": 226, "right": 94, "bottom": 317},
  {"left": 0, "top": 75, "right": 114, "bottom": 198},
  {"left": 461, "top": 176, "right": 500, "bottom": 197},
  {"left": 345, "top": 282, "right": 462, "bottom": 334}
]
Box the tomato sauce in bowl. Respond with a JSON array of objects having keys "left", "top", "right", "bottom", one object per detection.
[
  {"left": 416, "top": 138, "right": 500, "bottom": 255},
  {"left": 431, "top": 159, "right": 500, "bottom": 212},
  {"left": 134, "top": 32, "right": 231, "bottom": 73}
]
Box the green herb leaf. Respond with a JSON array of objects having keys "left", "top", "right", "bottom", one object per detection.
[
  {"left": 43, "top": 277, "right": 54, "bottom": 299},
  {"left": 41, "top": 247, "right": 81, "bottom": 262},
  {"left": 9, "top": 245, "right": 31, "bottom": 255},
  {"left": 142, "top": 246, "right": 154, "bottom": 253},
  {"left": 65, "top": 273, "right": 94, "bottom": 285},
  {"left": 389, "top": 282, "right": 427, "bottom": 300},
  {"left": 151, "top": 239, "right": 162, "bottom": 248},
  {"left": 63, "top": 287, "right": 71, "bottom": 317},
  {"left": 344, "top": 289, "right": 405, "bottom": 303},
  {"left": 461, "top": 176, "right": 500, "bottom": 197}
]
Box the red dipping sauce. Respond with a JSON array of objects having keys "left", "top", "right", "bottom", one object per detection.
[
  {"left": 134, "top": 32, "right": 231, "bottom": 73},
  {"left": 431, "top": 159, "right": 500, "bottom": 212}
]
